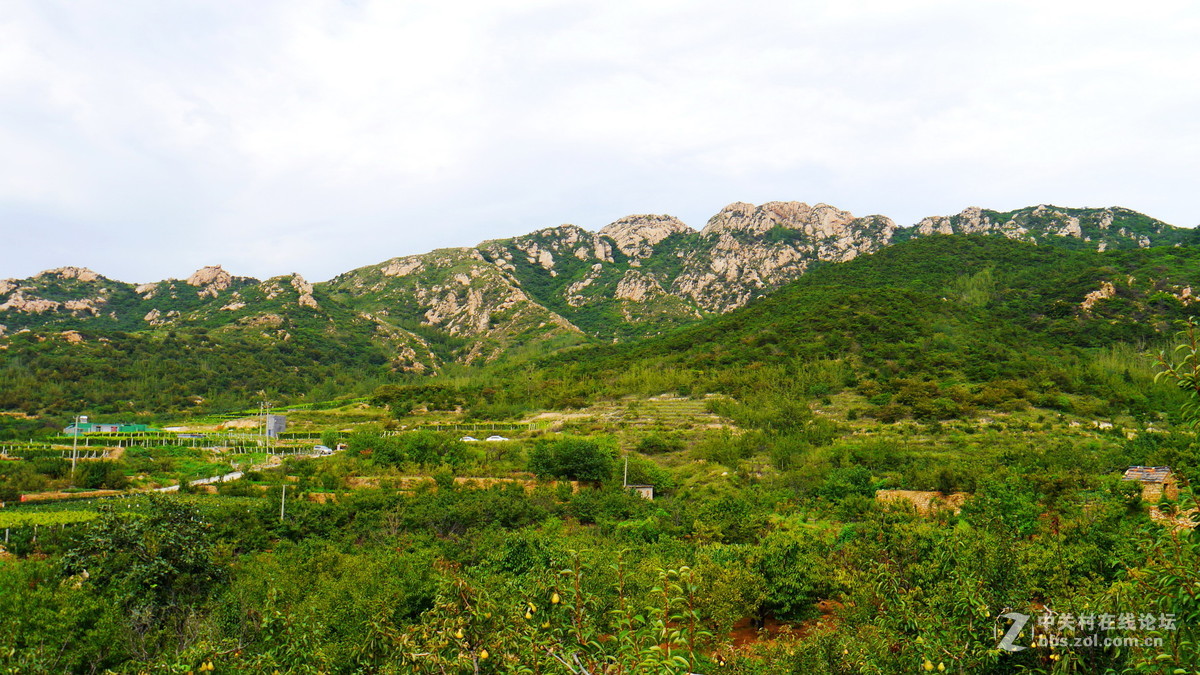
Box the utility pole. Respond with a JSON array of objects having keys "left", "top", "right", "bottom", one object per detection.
[
  {"left": 280, "top": 484, "right": 286, "bottom": 522},
  {"left": 259, "top": 393, "right": 274, "bottom": 454},
  {"left": 71, "top": 414, "right": 87, "bottom": 485}
]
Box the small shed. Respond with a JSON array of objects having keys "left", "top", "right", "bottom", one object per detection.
[
  {"left": 627, "top": 484, "right": 655, "bottom": 500},
  {"left": 1122, "top": 466, "right": 1179, "bottom": 502},
  {"left": 266, "top": 415, "right": 287, "bottom": 438}
]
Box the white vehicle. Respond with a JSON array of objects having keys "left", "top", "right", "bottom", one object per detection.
[
  {"left": 460, "top": 436, "right": 479, "bottom": 442},
  {"left": 485, "top": 435, "right": 509, "bottom": 442},
  {"left": 313, "top": 444, "right": 334, "bottom": 455}
]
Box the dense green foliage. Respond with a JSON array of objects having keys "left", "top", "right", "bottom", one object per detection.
[
  {"left": 0, "top": 324, "right": 394, "bottom": 415},
  {"left": 528, "top": 436, "right": 617, "bottom": 482},
  {"left": 0, "top": 460, "right": 1195, "bottom": 672},
  {"left": 3, "top": 233, "right": 1200, "bottom": 672}
]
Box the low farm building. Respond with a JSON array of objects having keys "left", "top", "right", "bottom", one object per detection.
[{"left": 1122, "top": 466, "right": 1179, "bottom": 502}]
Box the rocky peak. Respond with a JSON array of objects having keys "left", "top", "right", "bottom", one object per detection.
[
  {"left": 911, "top": 205, "right": 1174, "bottom": 250},
  {"left": 261, "top": 274, "right": 314, "bottom": 306},
  {"left": 289, "top": 274, "right": 319, "bottom": 309},
  {"left": 36, "top": 266, "right": 102, "bottom": 282},
  {"left": 700, "top": 201, "right": 873, "bottom": 240},
  {"left": 480, "top": 225, "right": 615, "bottom": 274},
  {"left": 675, "top": 201, "right": 898, "bottom": 312},
  {"left": 598, "top": 214, "right": 693, "bottom": 259},
  {"left": 380, "top": 255, "right": 426, "bottom": 278},
  {"left": 533, "top": 223, "right": 592, "bottom": 241},
  {"left": 186, "top": 266, "right": 233, "bottom": 298},
  {"left": 700, "top": 202, "right": 756, "bottom": 234}
]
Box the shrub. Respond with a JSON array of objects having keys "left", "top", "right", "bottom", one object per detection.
[
  {"left": 636, "top": 434, "right": 685, "bottom": 455},
  {"left": 528, "top": 436, "right": 616, "bottom": 483}
]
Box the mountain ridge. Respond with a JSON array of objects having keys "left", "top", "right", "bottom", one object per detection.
[{"left": 2, "top": 201, "right": 1196, "bottom": 370}]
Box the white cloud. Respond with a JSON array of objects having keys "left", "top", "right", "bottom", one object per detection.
[{"left": 1, "top": 0, "right": 1198, "bottom": 283}]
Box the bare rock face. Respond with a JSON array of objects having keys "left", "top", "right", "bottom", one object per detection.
[
  {"left": 260, "top": 275, "right": 317, "bottom": 308},
  {"left": 1081, "top": 281, "right": 1117, "bottom": 311},
  {"left": 380, "top": 256, "right": 425, "bottom": 278},
  {"left": 143, "top": 308, "right": 180, "bottom": 326},
  {"left": 700, "top": 201, "right": 861, "bottom": 239},
  {"left": 565, "top": 264, "right": 606, "bottom": 308},
  {"left": 418, "top": 250, "right": 549, "bottom": 336},
  {"left": 363, "top": 315, "right": 439, "bottom": 373},
  {"left": 913, "top": 205, "right": 1159, "bottom": 250},
  {"left": 479, "top": 225, "right": 616, "bottom": 275},
  {"left": 38, "top": 267, "right": 101, "bottom": 282},
  {"left": 614, "top": 269, "right": 666, "bottom": 303},
  {"left": 0, "top": 291, "right": 61, "bottom": 314},
  {"left": 329, "top": 247, "right": 580, "bottom": 365},
  {"left": 289, "top": 274, "right": 319, "bottom": 309},
  {"left": 63, "top": 299, "right": 99, "bottom": 316},
  {"left": 598, "top": 214, "right": 693, "bottom": 259},
  {"left": 917, "top": 206, "right": 1038, "bottom": 240},
  {"left": 674, "top": 201, "right": 897, "bottom": 312},
  {"left": 186, "top": 266, "right": 233, "bottom": 298},
  {"left": 0, "top": 268, "right": 110, "bottom": 315}
]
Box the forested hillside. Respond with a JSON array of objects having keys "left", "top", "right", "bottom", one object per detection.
[
  {"left": 3, "top": 202, "right": 1198, "bottom": 398},
  {"left": 6, "top": 233, "right": 1200, "bottom": 423},
  {"left": 1, "top": 230, "right": 1199, "bottom": 673}
]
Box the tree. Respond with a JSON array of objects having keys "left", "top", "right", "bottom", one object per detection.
[
  {"left": 528, "top": 437, "right": 615, "bottom": 483},
  {"left": 1156, "top": 317, "right": 1200, "bottom": 426},
  {"left": 63, "top": 495, "right": 221, "bottom": 611}
]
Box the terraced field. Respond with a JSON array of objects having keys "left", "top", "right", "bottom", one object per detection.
[{"left": 542, "top": 395, "right": 733, "bottom": 433}]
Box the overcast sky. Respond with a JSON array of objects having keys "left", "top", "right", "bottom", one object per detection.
[{"left": 2, "top": 0, "right": 1198, "bottom": 283}]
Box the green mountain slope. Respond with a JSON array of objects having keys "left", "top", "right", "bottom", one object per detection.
[
  {"left": 501, "top": 235, "right": 1200, "bottom": 424},
  {"left": 2, "top": 199, "right": 1199, "bottom": 416}
]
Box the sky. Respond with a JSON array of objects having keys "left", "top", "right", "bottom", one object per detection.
[{"left": 2, "top": 0, "right": 1198, "bottom": 284}]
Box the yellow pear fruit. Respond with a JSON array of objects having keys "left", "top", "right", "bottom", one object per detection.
[
  {"left": 923, "top": 659, "right": 934, "bottom": 672},
  {"left": 551, "top": 592, "right": 561, "bottom": 604},
  {"left": 479, "top": 648, "right": 489, "bottom": 660}
]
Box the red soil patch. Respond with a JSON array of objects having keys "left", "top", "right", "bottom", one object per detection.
[
  {"left": 730, "top": 617, "right": 798, "bottom": 647},
  {"left": 876, "top": 489, "right": 968, "bottom": 514},
  {"left": 728, "top": 599, "right": 843, "bottom": 649}
]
